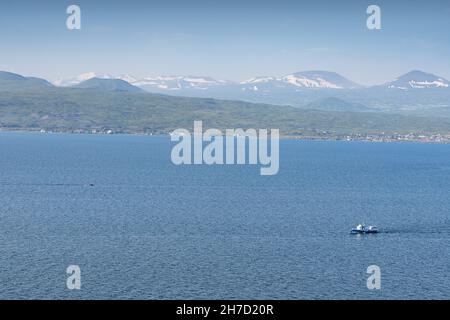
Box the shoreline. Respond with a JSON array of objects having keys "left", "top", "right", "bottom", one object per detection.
[{"left": 1, "top": 127, "right": 449, "bottom": 144}]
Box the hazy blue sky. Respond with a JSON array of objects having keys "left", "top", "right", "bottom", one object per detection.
[{"left": 0, "top": 0, "right": 449, "bottom": 85}]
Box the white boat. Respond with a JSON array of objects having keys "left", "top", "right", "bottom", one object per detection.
[{"left": 351, "top": 224, "right": 378, "bottom": 234}]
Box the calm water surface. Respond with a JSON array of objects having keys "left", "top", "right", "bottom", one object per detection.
[{"left": 0, "top": 132, "right": 449, "bottom": 299}]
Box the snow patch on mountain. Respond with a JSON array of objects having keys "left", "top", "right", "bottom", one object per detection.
[
  {"left": 282, "top": 74, "right": 342, "bottom": 89},
  {"left": 240, "top": 77, "right": 277, "bottom": 84},
  {"left": 133, "top": 75, "right": 231, "bottom": 90},
  {"left": 240, "top": 71, "right": 361, "bottom": 90}
]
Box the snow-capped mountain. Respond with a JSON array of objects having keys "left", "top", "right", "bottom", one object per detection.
[
  {"left": 384, "top": 70, "right": 449, "bottom": 90},
  {"left": 132, "top": 75, "right": 231, "bottom": 91},
  {"left": 239, "top": 71, "right": 362, "bottom": 92},
  {"left": 283, "top": 71, "right": 362, "bottom": 89}
]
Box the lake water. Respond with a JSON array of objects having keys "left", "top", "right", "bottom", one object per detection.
[{"left": 0, "top": 132, "right": 449, "bottom": 299}]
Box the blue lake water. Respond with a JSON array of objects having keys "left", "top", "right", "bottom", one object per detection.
[{"left": 0, "top": 132, "right": 449, "bottom": 299}]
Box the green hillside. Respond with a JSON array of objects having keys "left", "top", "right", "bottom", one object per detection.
[{"left": 1, "top": 86, "right": 450, "bottom": 138}]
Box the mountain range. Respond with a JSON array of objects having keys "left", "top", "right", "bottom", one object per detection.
[
  {"left": 1, "top": 69, "right": 450, "bottom": 139},
  {"left": 49, "top": 70, "right": 450, "bottom": 115},
  {"left": 53, "top": 69, "right": 449, "bottom": 92},
  {"left": 2, "top": 69, "right": 450, "bottom": 117}
]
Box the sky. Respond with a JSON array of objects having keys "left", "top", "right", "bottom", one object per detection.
[{"left": 0, "top": 0, "right": 449, "bottom": 86}]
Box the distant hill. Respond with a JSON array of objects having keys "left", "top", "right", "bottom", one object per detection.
[
  {"left": 75, "top": 78, "right": 145, "bottom": 93},
  {"left": 0, "top": 71, "right": 53, "bottom": 90},
  {"left": 0, "top": 71, "right": 27, "bottom": 81}
]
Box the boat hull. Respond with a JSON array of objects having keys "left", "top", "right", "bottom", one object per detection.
[{"left": 350, "top": 227, "right": 378, "bottom": 234}]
